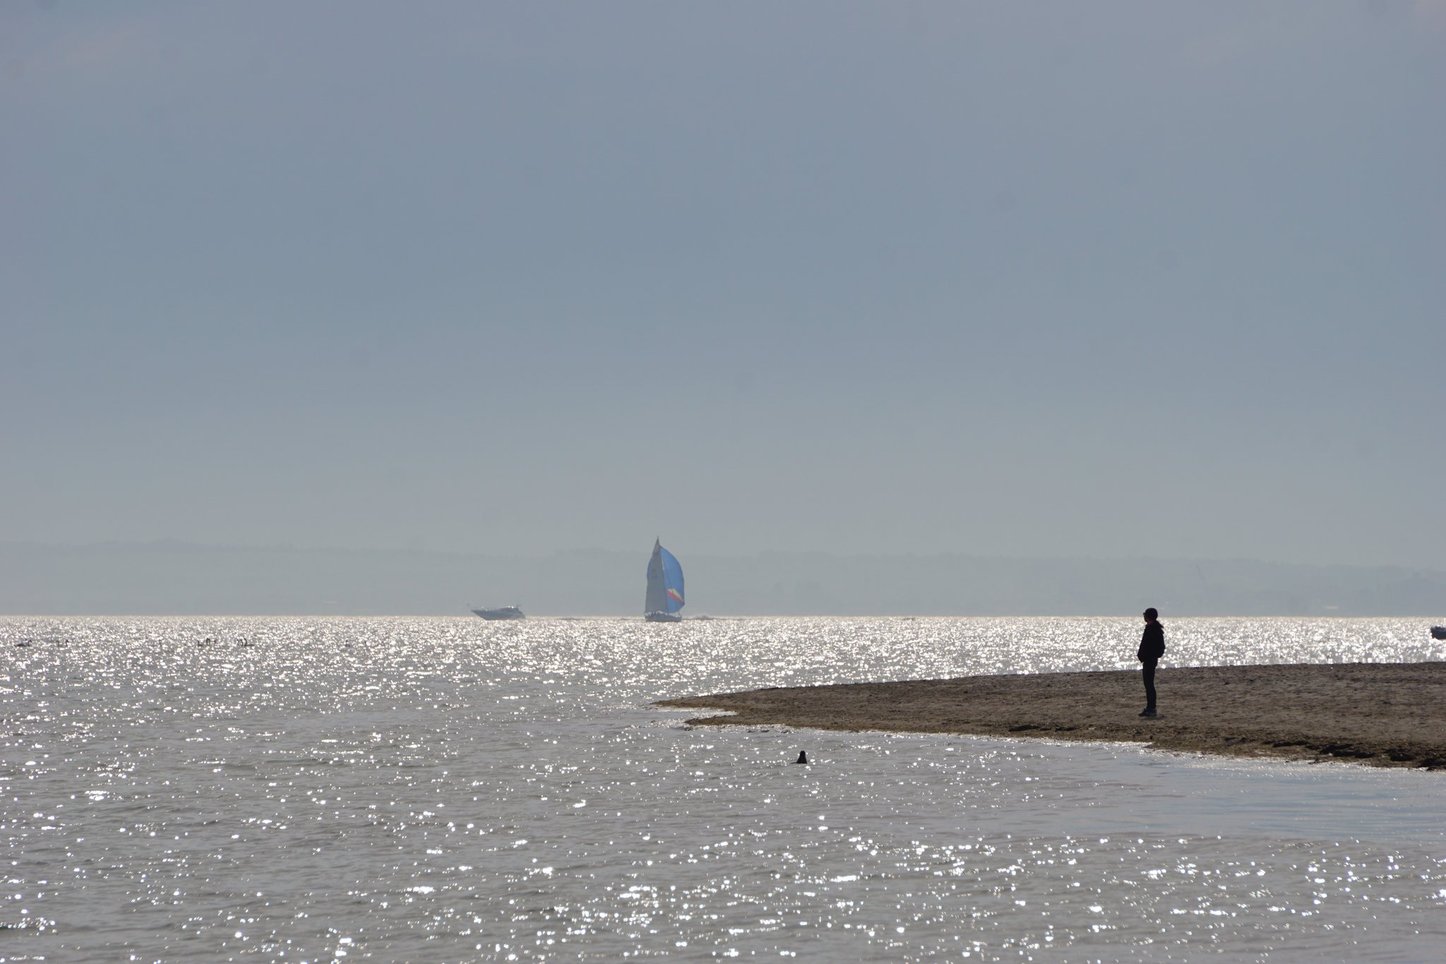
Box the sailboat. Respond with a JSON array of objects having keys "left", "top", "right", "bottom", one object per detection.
[{"left": 644, "top": 539, "right": 685, "bottom": 622}]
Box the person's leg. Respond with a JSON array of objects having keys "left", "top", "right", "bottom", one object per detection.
[{"left": 1141, "top": 660, "right": 1157, "bottom": 713}]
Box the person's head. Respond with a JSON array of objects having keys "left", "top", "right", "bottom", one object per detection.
[{"left": 1143, "top": 607, "right": 1159, "bottom": 622}]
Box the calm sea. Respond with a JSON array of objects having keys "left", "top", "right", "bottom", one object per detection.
[{"left": 2, "top": 616, "right": 1444, "bottom": 962}]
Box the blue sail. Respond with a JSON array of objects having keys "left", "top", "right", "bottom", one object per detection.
[
  {"left": 645, "top": 540, "right": 685, "bottom": 619},
  {"left": 659, "top": 546, "right": 685, "bottom": 613}
]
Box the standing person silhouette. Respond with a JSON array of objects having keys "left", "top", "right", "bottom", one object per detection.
[{"left": 1137, "top": 608, "right": 1165, "bottom": 717}]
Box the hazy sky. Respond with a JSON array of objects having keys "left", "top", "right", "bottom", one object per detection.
[{"left": 4, "top": 1, "right": 1444, "bottom": 569}]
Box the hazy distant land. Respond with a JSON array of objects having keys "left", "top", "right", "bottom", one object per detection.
[{"left": 3, "top": 542, "right": 1444, "bottom": 616}]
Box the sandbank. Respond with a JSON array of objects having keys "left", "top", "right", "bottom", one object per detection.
[{"left": 658, "top": 662, "right": 1446, "bottom": 770}]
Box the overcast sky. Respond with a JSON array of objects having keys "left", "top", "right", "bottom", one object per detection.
[{"left": 4, "top": 1, "right": 1443, "bottom": 570}]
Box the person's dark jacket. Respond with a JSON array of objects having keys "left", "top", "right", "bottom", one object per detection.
[{"left": 1138, "top": 622, "right": 1165, "bottom": 662}]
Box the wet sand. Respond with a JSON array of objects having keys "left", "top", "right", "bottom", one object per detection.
[{"left": 658, "top": 662, "right": 1446, "bottom": 769}]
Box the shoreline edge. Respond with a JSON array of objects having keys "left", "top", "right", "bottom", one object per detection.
[{"left": 658, "top": 662, "right": 1446, "bottom": 770}]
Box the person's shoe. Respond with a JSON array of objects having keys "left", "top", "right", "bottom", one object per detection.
[{"left": 1139, "top": 707, "right": 1157, "bottom": 717}]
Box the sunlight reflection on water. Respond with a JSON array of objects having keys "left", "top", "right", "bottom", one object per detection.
[{"left": 2, "top": 616, "right": 1444, "bottom": 960}]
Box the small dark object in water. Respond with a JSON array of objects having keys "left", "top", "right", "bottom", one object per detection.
[
  {"left": 795, "top": 751, "right": 808, "bottom": 765},
  {"left": 1432, "top": 626, "right": 1446, "bottom": 641}
]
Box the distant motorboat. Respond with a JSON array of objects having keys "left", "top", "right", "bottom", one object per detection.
[
  {"left": 1432, "top": 626, "right": 1446, "bottom": 641},
  {"left": 644, "top": 539, "right": 685, "bottom": 622},
  {"left": 473, "top": 606, "right": 525, "bottom": 621}
]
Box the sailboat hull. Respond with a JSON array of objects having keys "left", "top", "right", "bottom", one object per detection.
[
  {"left": 645, "top": 611, "right": 683, "bottom": 623},
  {"left": 472, "top": 607, "right": 525, "bottom": 620}
]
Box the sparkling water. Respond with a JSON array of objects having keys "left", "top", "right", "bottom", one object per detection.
[{"left": 3, "top": 616, "right": 1444, "bottom": 960}]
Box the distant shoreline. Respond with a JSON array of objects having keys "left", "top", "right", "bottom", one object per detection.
[
  {"left": 6, "top": 541, "right": 1446, "bottom": 616},
  {"left": 658, "top": 662, "right": 1446, "bottom": 770}
]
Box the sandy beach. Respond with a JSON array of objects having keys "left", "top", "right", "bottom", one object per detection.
[{"left": 659, "top": 662, "right": 1446, "bottom": 770}]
